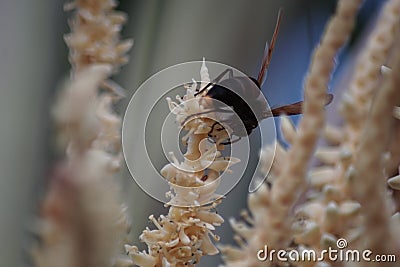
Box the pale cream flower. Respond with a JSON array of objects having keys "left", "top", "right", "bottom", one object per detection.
[
  {"left": 33, "top": 1, "right": 132, "bottom": 267},
  {"left": 221, "top": 0, "right": 367, "bottom": 266},
  {"left": 126, "top": 61, "right": 239, "bottom": 266}
]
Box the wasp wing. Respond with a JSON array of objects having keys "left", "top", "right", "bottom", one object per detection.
[
  {"left": 271, "top": 93, "right": 333, "bottom": 117},
  {"left": 271, "top": 101, "right": 303, "bottom": 116},
  {"left": 257, "top": 41, "right": 269, "bottom": 87},
  {"left": 257, "top": 8, "right": 283, "bottom": 87}
]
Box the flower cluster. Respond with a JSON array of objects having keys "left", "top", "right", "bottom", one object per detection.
[
  {"left": 221, "top": 0, "right": 400, "bottom": 266},
  {"left": 32, "top": 1, "right": 132, "bottom": 267},
  {"left": 125, "top": 61, "right": 239, "bottom": 266},
  {"left": 64, "top": 0, "right": 133, "bottom": 74}
]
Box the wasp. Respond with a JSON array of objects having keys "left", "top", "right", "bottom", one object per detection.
[{"left": 184, "top": 9, "right": 333, "bottom": 144}]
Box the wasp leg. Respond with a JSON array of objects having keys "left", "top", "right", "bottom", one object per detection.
[
  {"left": 181, "top": 108, "right": 234, "bottom": 126},
  {"left": 207, "top": 121, "right": 224, "bottom": 137},
  {"left": 212, "top": 121, "right": 226, "bottom": 132},
  {"left": 207, "top": 121, "right": 228, "bottom": 144},
  {"left": 220, "top": 137, "right": 241, "bottom": 145},
  {"left": 194, "top": 68, "right": 234, "bottom": 96},
  {"left": 207, "top": 121, "right": 241, "bottom": 145},
  {"left": 194, "top": 81, "right": 213, "bottom": 97}
]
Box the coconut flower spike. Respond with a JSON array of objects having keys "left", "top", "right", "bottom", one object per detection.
[
  {"left": 32, "top": 1, "right": 132, "bottom": 267},
  {"left": 125, "top": 61, "right": 239, "bottom": 266},
  {"left": 221, "top": 0, "right": 363, "bottom": 266},
  {"left": 222, "top": 1, "right": 400, "bottom": 267}
]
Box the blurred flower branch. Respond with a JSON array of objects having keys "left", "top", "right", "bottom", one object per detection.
[
  {"left": 221, "top": 0, "right": 400, "bottom": 266},
  {"left": 32, "top": 1, "right": 132, "bottom": 267}
]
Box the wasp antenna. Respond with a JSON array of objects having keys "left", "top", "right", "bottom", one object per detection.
[{"left": 257, "top": 8, "right": 283, "bottom": 87}]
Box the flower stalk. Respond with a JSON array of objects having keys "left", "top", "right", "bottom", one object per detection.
[{"left": 32, "top": 1, "right": 132, "bottom": 267}]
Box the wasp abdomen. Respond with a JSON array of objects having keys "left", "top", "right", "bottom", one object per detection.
[{"left": 205, "top": 77, "right": 268, "bottom": 137}]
